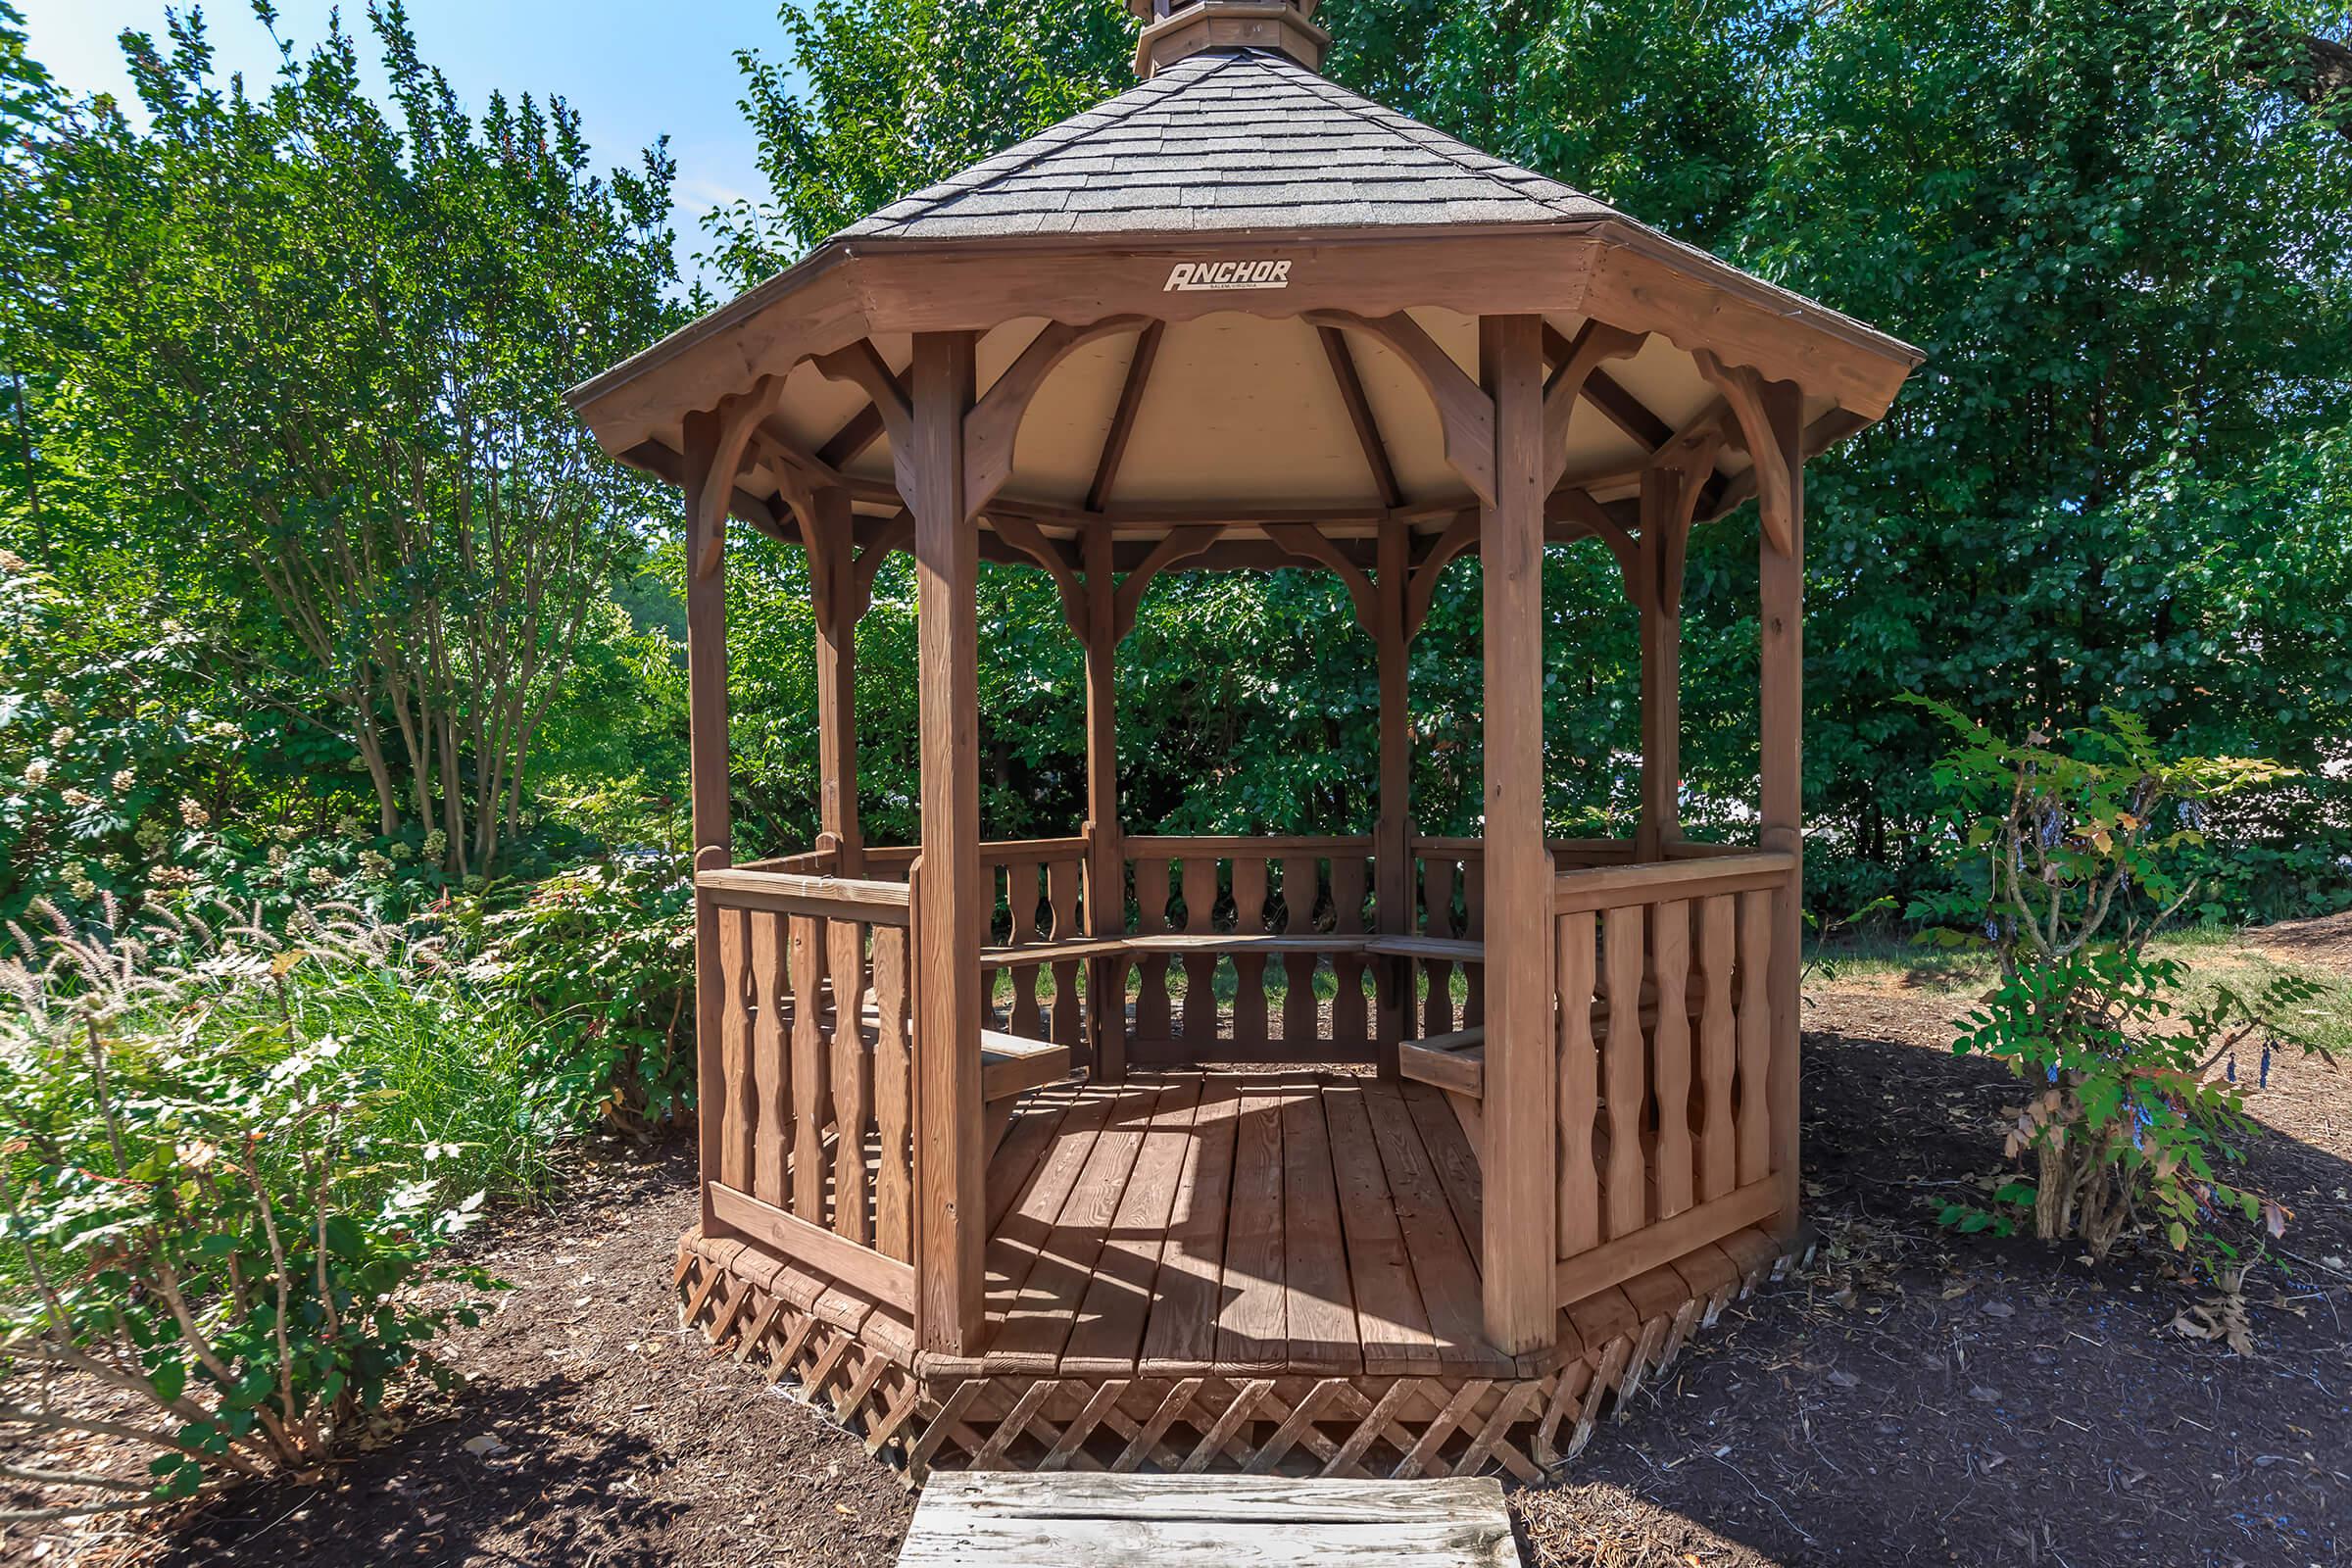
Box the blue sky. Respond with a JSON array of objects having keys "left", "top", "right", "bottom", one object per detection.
[{"left": 20, "top": 1, "right": 802, "bottom": 285}]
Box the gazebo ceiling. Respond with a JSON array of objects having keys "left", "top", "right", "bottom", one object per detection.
[{"left": 568, "top": 18, "right": 1921, "bottom": 563}]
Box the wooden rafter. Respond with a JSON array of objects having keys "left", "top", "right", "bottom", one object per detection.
[
  {"left": 1304, "top": 309, "right": 1495, "bottom": 508},
  {"left": 1316, "top": 324, "right": 1402, "bottom": 509},
  {"left": 1264, "top": 520, "right": 1377, "bottom": 632},
  {"left": 1087, "top": 321, "right": 1165, "bottom": 513},
  {"left": 1112, "top": 524, "right": 1224, "bottom": 640},
  {"left": 965, "top": 317, "right": 1152, "bottom": 515}
]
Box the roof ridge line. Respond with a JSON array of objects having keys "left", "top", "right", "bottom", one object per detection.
[
  {"left": 1264, "top": 53, "right": 1602, "bottom": 221},
  {"left": 858, "top": 52, "right": 1248, "bottom": 235}
]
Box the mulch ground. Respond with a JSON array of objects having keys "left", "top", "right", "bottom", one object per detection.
[{"left": 6, "top": 977, "right": 2348, "bottom": 1568}]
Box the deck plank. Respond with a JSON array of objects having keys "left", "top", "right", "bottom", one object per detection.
[
  {"left": 1278, "top": 1088, "right": 1361, "bottom": 1373},
  {"left": 1401, "top": 1080, "right": 1483, "bottom": 1249},
  {"left": 1213, "top": 1089, "right": 1292, "bottom": 1373},
  {"left": 1060, "top": 1075, "right": 1206, "bottom": 1374},
  {"left": 1138, "top": 1080, "right": 1244, "bottom": 1372},
  {"left": 901, "top": 1473, "right": 1518, "bottom": 1567},
  {"left": 1321, "top": 1085, "right": 1439, "bottom": 1375},
  {"left": 981, "top": 1086, "right": 1115, "bottom": 1348},
  {"left": 992, "top": 1081, "right": 1161, "bottom": 1373},
  {"left": 1361, "top": 1081, "right": 1500, "bottom": 1371}
]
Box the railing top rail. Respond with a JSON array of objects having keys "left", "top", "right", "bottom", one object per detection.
[
  {"left": 978, "top": 835, "right": 1092, "bottom": 860},
  {"left": 1120, "top": 833, "right": 1375, "bottom": 855},
  {"left": 698, "top": 864, "right": 912, "bottom": 923},
  {"left": 1551, "top": 850, "right": 1795, "bottom": 914}
]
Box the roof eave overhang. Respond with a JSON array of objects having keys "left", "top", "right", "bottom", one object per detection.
[{"left": 568, "top": 216, "right": 1923, "bottom": 474}]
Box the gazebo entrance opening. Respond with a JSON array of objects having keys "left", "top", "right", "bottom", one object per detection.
[{"left": 572, "top": 0, "right": 1917, "bottom": 1479}]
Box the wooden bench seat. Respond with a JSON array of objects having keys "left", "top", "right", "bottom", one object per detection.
[
  {"left": 1396, "top": 1027, "right": 1485, "bottom": 1099},
  {"left": 980, "top": 938, "right": 1130, "bottom": 967},
  {"left": 980, "top": 1029, "right": 1073, "bottom": 1102},
  {"left": 1120, "top": 932, "right": 1370, "bottom": 955},
  {"left": 1363, "top": 935, "right": 1484, "bottom": 962}
]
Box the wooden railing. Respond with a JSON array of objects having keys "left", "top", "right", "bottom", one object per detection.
[
  {"left": 980, "top": 836, "right": 1095, "bottom": 1051},
  {"left": 696, "top": 864, "right": 917, "bottom": 1314},
  {"left": 1120, "top": 835, "right": 1375, "bottom": 1063},
  {"left": 1550, "top": 850, "right": 1795, "bottom": 1308}
]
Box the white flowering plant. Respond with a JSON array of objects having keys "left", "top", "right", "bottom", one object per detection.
[{"left": 0, "top": 906, "right": 505, "bottom": 1517}]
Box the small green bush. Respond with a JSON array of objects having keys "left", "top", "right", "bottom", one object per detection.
[
  {"left": 460, "top": 856, "right": 697, "bottom": 1132},
  {"left": 1905, "top": 699, "right": 2331, "bottom": 1274},
  {"left": 0, "top": 904, "right": 507, "bottom": 1515}
]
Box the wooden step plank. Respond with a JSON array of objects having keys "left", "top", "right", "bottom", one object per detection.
[
  {"left": 1061, "top": 1075, "right": 1206, "bottom": 1375},
  {"left": 1361, "top": 1082, "right": 1496, "bottom": 1370},
  {"left": 901, "top": 1473, "right": 1517, "bottom": 1567},
  {"left": 991, "top": 1082, "right": 1161, "bottom": 1373},
  {"left": 1139, "top": 1080, "right": 1245, "bottom": 1372},
  {"left": 1320, "top": 1085, "right": 1439, "bottom": 1376},
  {"left": 1213, "top": 1089, "right": 1292, "bottom": 1373},
  {"left": 1278, "top": 1088, "right": 1361, "bottom": 1374}
]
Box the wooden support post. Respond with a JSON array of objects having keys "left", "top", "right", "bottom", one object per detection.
[
  {"left": 1636, "top": 467, "right": 1681, "bottom": 863},
  {"left": 1083, "top": 519, "right": 1127, "bottom": 1083},
  {"left": 1373, "top": 514, "right": 1411, "bottom": 1074},
  {"left": 812, "top": 485, "right": 863, "bottom": 873},
  {"left": 1477, "top": 314, "right": 1556, "bottom": 1356},
  {"left": 682, "top": 409, "right": 732, "bottom": 1238},
  {"left": 910, "top": 331, "right": 984, "bottom": 1354},
  {"left": 1756, "top": 377, "right": 1805, "bottom": 1239}
]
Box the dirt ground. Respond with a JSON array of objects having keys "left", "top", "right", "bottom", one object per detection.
[{"left": 6, "top": 971, "right": 2348, "bottom": 1568}]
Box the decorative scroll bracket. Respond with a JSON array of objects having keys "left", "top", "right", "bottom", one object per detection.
[
  {"left": 813, "top": 339, "right": 918, "bottom": 507},
  {"left": 1112, "top": 524, "right": 1225, "bottom": 641},
  {"left": 1264, "top": 521, "right": 1377, "bottom": 634},
  {"left": 696, "top": 374, "right": 791, "bottom": 579},
  {"left": 1691, "top": 349, "right": 1794, "bottom": 557},
  {"left": 989, "top": 512, "right": 1090, "bottom": 638},
  {"left": 1305, "top": 309, "right": 1496, "bottom": 509},
  {"left": 964, "top": 317, "right": 1152, "bottom": 517},
  {"left": 1541, "top": 320, "right": 1647, "bottom": 493}
]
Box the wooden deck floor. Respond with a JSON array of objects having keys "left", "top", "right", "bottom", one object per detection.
[{"left": 962, "top": 1072, "right": 1521, "bottom": 1381}]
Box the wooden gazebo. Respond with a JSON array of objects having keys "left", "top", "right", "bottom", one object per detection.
[{"left": 568, "top": 0, "right": 1919, "bottom": 1480}]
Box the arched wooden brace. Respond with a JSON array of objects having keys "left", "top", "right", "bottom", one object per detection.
[
  {"left": 850, "top": 511, "right": 916, "bottom": 623},
  {"left": 696, "top": 374, "right": 795, "bottom": 579},
  {"left": 1263, "top": 521, "right": 1377, "bottom": 632},
  {"left": 1692, "top": 348, "right": 1794, "bottom": 556},
  {"left": 1112, "top": 523, "right": 1225, "bottom": 640},
  {"left": 1304, "top": 309, "right": 1497, "bottom": 508},
  {"left": 989, "top": 512, "right": 1089, "bottom": 638},
  {"left": 1541, "top": 320, "right": 1647, "bottom": 492},
  {"left": 812, "top": 339, "right": 918, "bottom": 505},
  {"left": 1404, "top": 509, "right": 1480, "bottom": 639},
  {"left": 964, "top": 317, "right": 1153, "bottom": 514}
]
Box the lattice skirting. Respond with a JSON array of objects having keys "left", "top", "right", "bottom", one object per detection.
[{"left": 674, "top": 1227, "right": 1813, "bottom": 1485}]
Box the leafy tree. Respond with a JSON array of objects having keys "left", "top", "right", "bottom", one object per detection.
[{"left": 13, "top": 2, "right": 684, "bottom": 878}]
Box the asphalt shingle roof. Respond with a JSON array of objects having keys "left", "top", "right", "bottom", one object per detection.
[{"left": 840, "top": 49, "right": 1625, "bottom": 241}]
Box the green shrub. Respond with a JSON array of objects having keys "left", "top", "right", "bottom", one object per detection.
[
  {"left": 460, "top": 857, "right": 697, "bottom": 1132},
  {"left": 0, "top": 903, "right": 507, "bottom": 1515},
  {"left": 1905, "top": 699, "right": 2330, "bottom": 1274}
]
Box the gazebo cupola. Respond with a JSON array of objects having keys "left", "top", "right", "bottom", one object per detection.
[
  {"left": 1130, "top": 0, "right": 1331, "bottom": 75},
  {"left": 570, "top": 4, "right": 1919, "bottom": 1481}
]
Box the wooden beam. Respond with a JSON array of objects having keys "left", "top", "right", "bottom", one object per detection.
[
  {"left": 1317, "top": 324, "right": 1403, "bottom": 509},
  {"left": 965, "top": 316, "right": 1152, "bottom": 514},
  {"left": 1373, "top": 514, "right": 1410, "bottom": 1076},
  {"left": 1756, "top": 376, "right": 1805, "bottom": 1239},
  {"left": 1087, "top": 320, "right": 1164, "bottom": 513},
  {"left": 680, "top": 408, "right": 730, "bottom": 1240},
  {"left": 909, "top": 330, "right": 983, "bottom": 1355},
  {"left": 1112, "top": 524, "right": 1224, "bottom": 640},
  {"left": 1541, "top": 319, "right": 1646, "bottom": 492},
  {"left": 812, "top": 485, "right": 862, "bottom": 871},
  {"left": 1082, "top": 522, "right": 1124, "bottom": 1082},
  {"left": 1263, "top": 521, "right": 1376, "bottom": 633},
  {"left": 1305, "top": 309, "right": 1495, "bottom": 508},
  {"left": 1477, "top": 312, "right": 1555, "bottom": 1357}
]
